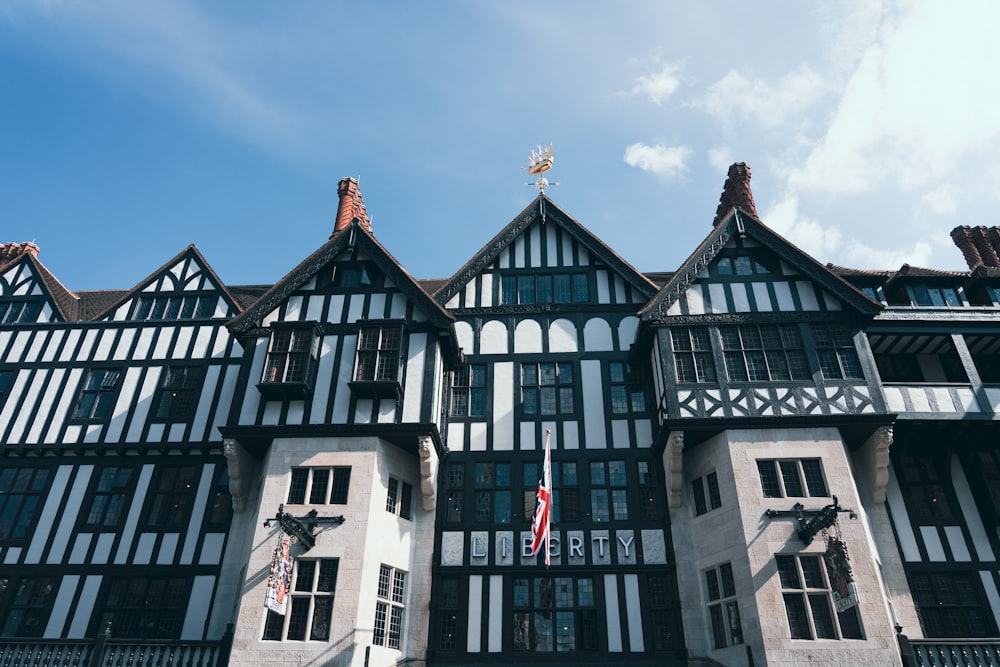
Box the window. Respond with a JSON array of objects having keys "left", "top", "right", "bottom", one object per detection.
[
  {"left": 513, "top": 576, "right": 598, "bottom": 652},
  {"left": 875, "top": 347, "right": 967, "bottom": 383},
  {"left": 131, "top": 295, "right": 215, "bottom": 321},
  {"left": 445, "top": 464, "right": 463, "bottom": 523},
  {"left": 73, "top": 369, "right": 121, "bottom": 420},
  {"left": 896, "top": 454, "right": 954, "bottom": 520},
  {"left": 262, "top": 559, "right": 339, "bottom": 641},
  {"left": 0, "top": 468, "right": 50, "bottom": 541},
  {"left": 648, "top": 575, "right": 677, "bottom": 651},
  {"left": 721, "top": 324, "right": 810, "bottom": 382},
  {"left": 705, "top": 563, "right": 743, "bottom": 649},
  {"left": 521, "top": 362, "right": 574, "bottom": 415},
  {"left": 262, "top": 326, "right": 319, "bottom": 391},
  {"left": 95, "top": 577, "right": 190, "bottom": 639},
  {"left": 331, "top": 262, "right": 375, "bottom": 289},
  {"left": 811, "top": 325, "right": 863, "bottom": 380},
  {"left": 910, "top": 283, "right": 963, "bottom": 307},
  {"left": 355, "top": 325, "right": 402, "bottom": 383},
  {"left": 451, "top": 364, "right": 486, "bottom": 417},
  {"left": 911, "top": 572, "right": 993, "bottom": 638},
  {"left": 152, "top": 366, "right": 204, "bottom": 421},
  {"left": 672, "top": 328, "right": 716, "bottom": 383},
  {"left": 83, "top": 467, "right": 134, "bottom": 528},
  {"left": 0, "top": 370, "right": 14, "bottom": 410},
  {"left": 714, "top": 254, "right": 772, "bottom": 277},
  {"left": 473, "top": 462, "right": 510, "bottom": 524},
  {"left": 437, "top": 577, "right": 461, "bottom": 652},
  {"left": 499, "top": 273, "right": 589, "bottom": 305},
  {"left": 288, "top": 467, "right": 352, "bottom": 505},
  {"left": 637, "top": 460, "right": 659, "bottom": 521},
  {"left": 553, "top": 462, "right": 580, "bottom": 522},
  {"left": 0, "top": 299, "right": 42, "bottom": 324},
  {"left": 145, "top": 465, "right": 198, "bottom": 529},
  {"left": 692, "top": 472, "right": 722, "bottom": 516},
  {"left": 373, "top": 565, "right": 407, "bottom": 649},
  {"left": 776, "top": 555, "right": 863, "bottom": 640},
  {"left": 0, "top": 577, "right": 57, "bottom": 637},
  {"left": 609, "top": 362, "right": 648, "bottom": 414},
  {"left": 205, "top": 466, "right": 233, "bottom": 528},
  {"left": 757, "top": 459, "right": 827, "bottom": 498},
  {"left": 386, "top": 477, "right": 413, "bottom": 520},
  {"left": 590, "top": 460, "right": 628, "bottom": 523}
]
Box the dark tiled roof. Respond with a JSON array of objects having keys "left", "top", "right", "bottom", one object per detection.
[
  {"left": 420, "top": 278, "right": 448, "bottom": 296},
  {"left": 76, "top": 290, "right": 129, "bottom": 320},
  {"left": 228, "top": 285, "right": 271, "bottom": 310}
]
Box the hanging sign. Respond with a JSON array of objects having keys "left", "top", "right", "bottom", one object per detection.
[
  {"left": 824, "top": 534, "right": 860, "bottom": 611},
  {"left": 264, "top": 536, "right": 293, "bottom": 615}
]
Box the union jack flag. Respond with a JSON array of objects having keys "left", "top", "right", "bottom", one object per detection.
[{"left": 530, "top": 431, "right": 552, "bottom": 566}]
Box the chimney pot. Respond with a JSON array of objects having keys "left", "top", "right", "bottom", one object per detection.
[
  {"left": 333, "top": 177, "right": 373, "bottom": 236},
  {"left": 713, "top": 162, "right": 759, "bottom": 227}
]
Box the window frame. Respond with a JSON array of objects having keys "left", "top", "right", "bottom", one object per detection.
[
  {"left": 350, "top": 321, "right": 405, "bottom": 398},
  {"left": 608, "top": 361, "right": 649, "bottom": 414},
  {"left": 259, "top": 323, "right": 321, "bottom": 400},
  {"left": 80, "top": 466, "right": 136, "bottom": 531},
  {"left": 671, "top": 327, "right": 717, "bottom": 384},
  {"left": 512, "top": 576, "right": 599, "bottom": 653},
  {"left": 776, "top": 554, "right": 864, "bottom": 640},
  {"left": 498, "top": 272, "right": 590, "bottom": 305},
  {"left": 0, "top": 467, "right": 52, "bottom": 542},
  {"left": 151, "top": 365, "right": 205, "bottom": 422},
  {"left": 450, "top": 363, "right": 487, "bottom": 418},
  {"left": 705, "top": 563, "right": 743, "bottom": 649},
  {"left": 0, "top": 576, "right": 58, "bottom": 638},
  {"left": 0, "top": 298, "right": 43, "bottom": 325},
  {"left": 92, "top": 576, "right": 191, "bottom": 640},
  {"left": 288, "top": 467, "right": 352, "bottom": 506},
  {"left": 71, "top": 368, "right": 123, "bottom": 421},
  {"left": 386, "top": 476, "right": 413, "bottom": 520},
  {"left": 373, "top": 565, "right": 407, "bottom": 649},
  {"left": 757, "top": 459, "right": 828, "bottom": 499},
  {"left": 143, "top": 465, "right": 200, "bottom": 531},
  {"left": 520, "top": 361, "right": 576, "bottom": 417},
  {"left": 721, "top": 324, "right": 811, "bottom": 383},
  {"left": 130, "top": 294, "right": 217, "bottom": 321},
  {"left": 262, "top": 558, "right": 339, "bottom": 642},
  {"left": 692, "top": 471, "right": 722, "bottom": 517}
]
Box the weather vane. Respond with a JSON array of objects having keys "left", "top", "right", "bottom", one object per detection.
[{"left": 526, "top": 144, "right": 557, "bottom": 193}]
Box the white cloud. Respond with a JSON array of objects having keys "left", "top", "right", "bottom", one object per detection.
[
  {"left": 691, "top": 65, "right": 828, "bottom": 129},
  {"left": 626, "top": 62, "right": 683, "bottom": 105},
  {"left": 790, "top": 0, "right": 1000, "bottom": 196},
  {"left": 623, "top": 143, "right": 691, "bottom": 178}
]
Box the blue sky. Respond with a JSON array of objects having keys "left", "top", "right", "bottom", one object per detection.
[{"left": 2, "top": 1, "right": 999, "bottom": 291}]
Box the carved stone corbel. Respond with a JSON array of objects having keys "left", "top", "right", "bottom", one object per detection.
[
  {"left": 419, "top": 436, "right": 438, "bottom": 511},
  {"left": 223, "top": 438, "right": 249, "bottom": 513},
  {"left": 871, "top": 425, "right": 893, "bottom": 504},
  {"left": 665, "top": 430, "right": 685, "bottom": 509}
]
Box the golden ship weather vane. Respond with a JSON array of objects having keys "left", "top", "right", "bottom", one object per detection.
[{"left": 526, "top": 144, "right": 557, "bottom": 193}]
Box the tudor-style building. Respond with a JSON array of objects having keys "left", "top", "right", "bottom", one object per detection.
[{"left": 4, "top": 166, "right": 1000, "bottom": 666}]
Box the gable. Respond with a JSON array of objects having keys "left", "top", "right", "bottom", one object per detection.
[
  {"left": 97, "top": 246, "right": 241, "bottom": 322},
  {"left": 641, "top": 209, "right": 881, "bottom": 322},
  {"left": 0, "top": 256, "right": 70, "bottom": 324},
  {"left": 436, "top": 195, "right": 657, "bottom": 310},
  {"left": 229, "top": 222, "right": 454, "bottom": 337}
]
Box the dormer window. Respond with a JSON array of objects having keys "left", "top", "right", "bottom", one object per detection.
[
  {"left": 714, "top": 254, "right": 772, "bottom": 277},
  {"left": 910, "top": 283, "right": 962, "bottom": 307},
  {"left": 131, "top": 294, "right": 217, "bottom": 320},
  {"left": 350, "top": 322, "right": 404, "bottom": 398},
  {"left": 498, "top": 273, "right": 589, "bottom": 305},
  {"left": 259, "top": 324, "right": 320, "bottom": 400}
]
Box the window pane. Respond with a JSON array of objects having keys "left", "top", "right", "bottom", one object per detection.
[{"left": 783, "top": 593, "right": 811, "bottom": 639}]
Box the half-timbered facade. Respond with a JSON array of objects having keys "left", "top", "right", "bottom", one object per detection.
[{"left": 6, "top": 167, "right": 1000, "bottom": 666}]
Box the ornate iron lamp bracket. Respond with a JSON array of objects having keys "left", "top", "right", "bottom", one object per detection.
[
  {"left": 263, "top": 504, "right": 345, "bottom": 550},
  {"left": 764, "top": 495, "right": 857, "bottom": 544}
]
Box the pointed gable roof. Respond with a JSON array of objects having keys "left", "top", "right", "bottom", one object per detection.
[
  {"left": 640, "top": 207, "right": 882, "bottom": 322},
  {"left": 434, "top": 194, "right": 658, "bottom": 304},
  {"left": 228, "top": 220, "right": 455, "bottom": 336},
  {"left": 91, "top": 245, "right": 243, "bottom": 321},
  {"left": 0, "top": 251, "right": 79, "bottom": 321}
]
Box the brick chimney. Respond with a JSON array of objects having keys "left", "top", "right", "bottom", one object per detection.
[
  {"left": 333, "top": 177, "right": 372, "bottom": 236},
  {"left": 0, "top": 242, "right": 40, "bottom": 269},
  {"left": 713, "top": 162, "right": 759, "bottom": 227},
  {"left": 951, "top": 226, "right": 1000, "bottom": 269}
]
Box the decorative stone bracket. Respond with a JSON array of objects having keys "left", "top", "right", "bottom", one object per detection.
[
  {"left": 665, "top": 431, "right": 685, "bottom": 509},
  {"left": 419, "top": 435, "right": 438, "bottom": 511}
]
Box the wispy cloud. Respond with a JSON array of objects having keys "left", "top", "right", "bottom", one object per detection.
[
  {"left": 623, "top": 62, "right": 684, "bottom": 105},
  {"left": 690, "top": 65, "right": 828, "bottom": 129},
  {"left": 623, "top": 143, "right": 691, "bottom": 178}
]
